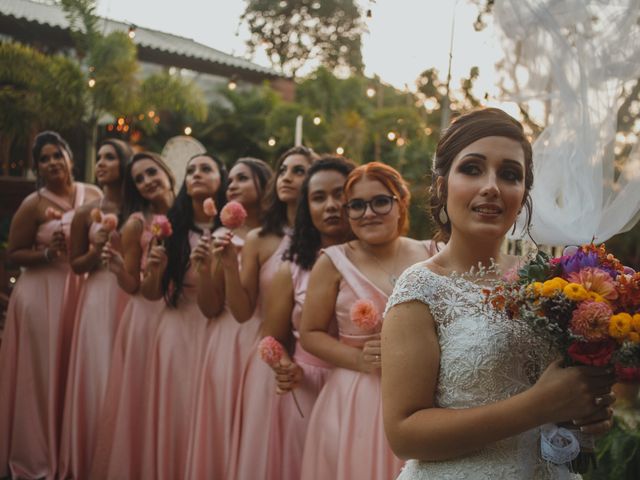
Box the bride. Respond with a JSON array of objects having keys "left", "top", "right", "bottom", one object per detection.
[{"left": 381, "top": 108, "right": 615, "bottom": 479}]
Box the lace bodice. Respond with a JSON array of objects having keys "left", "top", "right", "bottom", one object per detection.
[{"left": 385, "top": 264, "right": 579, "bottom": 480}]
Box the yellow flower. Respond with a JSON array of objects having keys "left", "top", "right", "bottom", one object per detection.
[
  {"left": 587, "top": 291, "right": 607, "bottom": 303},
  {"left": 563, "top": 283, "right": 589, "bottom": 301},
  {"left": 629, "top": 332, "right": 640, "bottom": 343},
  {"left": 542, "top": 278, "right": 568, "bottom": 297},
  {"left": 632, "top": 314, "right": 640, "bottom": 333},
  {"left": 609, "top": 313, "right": 632, "bottom": 339},
  {"left": 527, "top": 282, "right": 544, "bottom": 296}
]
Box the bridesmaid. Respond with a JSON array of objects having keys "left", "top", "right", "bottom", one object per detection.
[
  {"left": 185, "top": 157, "right": 273, "bottom": 479},
  {"left": 90, "top": 152, "right": 175, "bottom": 480},
  {"left": 299, "top": 162, "right": 437, "bottom": 480},
  {"left": 141, "top": 153, "right": 227, "bottom": 480},
  {"left": 222, "top": 146, "right": 317, "bottom": 480},
  {"left": 58, "top": 139, "right": 133, "bottom": 479},
  {"left": 0, "top": 131, "right": 101, "bottom": 480},
  {"left": 262, "top": 156, "right": 354, "bottom": 480}
]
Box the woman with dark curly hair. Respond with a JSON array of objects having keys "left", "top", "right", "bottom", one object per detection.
[
  {"left": 59, "top": 138, "right": 133, "bottom": 479},
  {"left": 220, "top": 146, "right": 317, "bottom": 479},
  {"left": 261, "top": 156, "right": 355, "bottom": 480},
  {"left": 0, "top": 131, "right": 101, "bottom": 480}
]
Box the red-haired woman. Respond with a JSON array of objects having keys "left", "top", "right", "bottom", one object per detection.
[{"left": 299, "top": 162, "right": 437, "bottom": 480}]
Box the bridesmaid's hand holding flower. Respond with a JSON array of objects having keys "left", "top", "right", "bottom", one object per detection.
[
  {"left": 101, "top": 240, "right": 124, "bottom": 276},
  {"left": 359, "top": 335, "right": 382, "bottom": 373},
  {"left": 211, "top": 231, "right": 238, "bottom": 269},
  {"left": 274, "top": 358, "right": 303, "bottom": 394},
  {"left": 50, "top": 229, "right": 67, "bottom": 258},
  {"left": 191, "top": 233, "right": 213, "bottom": 273},
  {"left": 146, "top": 242, "right": 168, "bottom": 276}
]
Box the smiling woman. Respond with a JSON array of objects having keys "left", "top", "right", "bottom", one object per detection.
[
  {"left": 381, "top": 109, "right": 615, "bottom": 479},
  {"left": 298, "top": 162, "right": 437, "bottom": 480}
]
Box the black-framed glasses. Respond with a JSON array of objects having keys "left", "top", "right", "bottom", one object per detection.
[{"left": 344, "top": 195, "right": 397, "bottom": 220}]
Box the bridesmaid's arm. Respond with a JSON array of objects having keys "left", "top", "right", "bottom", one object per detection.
[
  {"left": 381, "top": 301, "right": 616, "bottom": 462},
  {"left": 7, "top": 196, "right": 55, "bottom": 267},
  {"left": 299, "top": 254, "right": 376, "bottom": 373},
  {"left": 69, "top": 203, "right": 105, "bottom": 274},
  {"left": 140, "top": 242, "right": 167, "bottom": 301},
  {"left": 103, "top": 218, "right": 143, "bottom": 294},
  {"left": 219, "top": 228, "right": 261, "bottom": 322},
  {"left": 193, "top": 235, "right": 225, "bottom": 318},
  {"left": 260, "top": 261, "right": 295, "bottom": 345}
]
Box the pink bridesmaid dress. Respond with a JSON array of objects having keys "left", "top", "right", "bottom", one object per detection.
[
  {"left": 299, "top": 244, "right": 404, "bottom": 480},
  {"left": 227, "top": 233, "right": 291, "bottom": 480},
  {"left": 265, "top": 261, "right": 333, "bottom": 480},
  {"left": 185, "top": 227, "right": 245, "bottom": 480},
  {"left": 89, "top": 212, "right": 162, "bottom": 480},
  {"left": 141, "top": 230, "right": 211, "bottom": 480},
  {"left": 0, "top": 185, "right": 86, "bottom": 480},
  {"left": 58, "top": 221, "right": 130, "bottom": 479}
]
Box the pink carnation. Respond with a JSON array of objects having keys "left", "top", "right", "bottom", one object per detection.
[
  {"left": 151, "top": 215, "right": 173, "bottom": 239},
  {"left": 568, "top": 267, "right": 618, "bottom": 300},
  {"left": 203, "top": 197, "right": 217, "bottom": 217},
  {"left": 90, "top": 208, "right": 103, "bottom": 223},
  {"left": 350, "top": 299, "right": 380, "bottom": 332},
  {"left": 101, "top": 213, "right": 119, "bottom": 232},
  {"left": 258, "top": 336, "right": 284, "bottom": 367},
  {"left": 45, "top": 206, "right": 63, "bottom": 220},
  {"left": 220, "top": 201, "right": 247, "bottom": 229},
  {"left": 569, "top": 300, "right": 613, "bottom": 341}
]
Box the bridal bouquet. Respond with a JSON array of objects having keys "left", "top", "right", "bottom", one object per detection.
[
  {"left": 485, "top": 244, "right": 640, "bottom": 471},
  {"left": 485, "top": 244, "right": 640, "bottom": 373}
]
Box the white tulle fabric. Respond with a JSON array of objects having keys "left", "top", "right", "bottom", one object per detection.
[
  {"left": 385, "top": 265, "right": 580, "bottom": 480},
  {"left": 494, "top": 0, "right": 640, "bottom": 244}
]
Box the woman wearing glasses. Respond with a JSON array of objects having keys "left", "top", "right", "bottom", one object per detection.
[{"left": 299, "top": 162, "right": 437, "bottom": 480}]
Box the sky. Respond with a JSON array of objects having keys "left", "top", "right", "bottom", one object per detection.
[{"left": 95, "top": 0, "right": 504, "bottom": 99}]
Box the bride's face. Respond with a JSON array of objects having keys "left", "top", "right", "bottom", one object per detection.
[{"left": 441, "top": 135, "right": 526, "bottom": 242}]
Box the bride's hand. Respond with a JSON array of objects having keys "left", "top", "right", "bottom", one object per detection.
[{"left": 532, "top": 359, "right": 615, "bottom": 425}]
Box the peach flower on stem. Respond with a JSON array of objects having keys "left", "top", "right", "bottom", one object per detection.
[
  {"left": 350, "top": 299, "right": 380, "bottom": 332},
  {"left": 258, "top": 336, "right": 304, "bottom": 417}
]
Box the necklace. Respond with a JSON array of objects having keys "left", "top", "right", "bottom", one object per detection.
[{"left": 361, "top": 239, "right": 402, "bottom": 287}]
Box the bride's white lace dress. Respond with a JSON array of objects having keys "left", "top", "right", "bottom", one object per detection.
[{"left": 385, "top": 264, "right": 581, "bottom": 480}]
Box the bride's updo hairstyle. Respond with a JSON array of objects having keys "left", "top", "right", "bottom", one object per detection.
[
  {"left": 429, "top": 108, "right": 534, "bottom": 243},
  {"left": 344, "top": 161, "right": 411, "bottom": 235}
]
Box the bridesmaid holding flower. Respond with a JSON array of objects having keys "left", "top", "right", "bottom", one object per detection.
[
  {"left": 140, "top": 153, "right": 227, "bottom": 480},
  {"left": 262, "top": 156, "right": 355, "bottom": 480},
  {"left": 59, "top": 139, "right": 133, "bottom": 479},
  {"left": 299, "top": 162, "right": 437, "bottom": 480},
  {"left": 186, "top": 157, "right": 273, "bottom": 479},
  {"left": 0, "top": 131, "right": 101, "bottom": 480},
  {"left": 90, "top": 151, "right": 175, "bottom": 480},
  {"left": 223, "top": 146, "right": 317, "bottom": 480}
]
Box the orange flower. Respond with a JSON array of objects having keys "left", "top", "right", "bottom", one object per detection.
[
  {"left": 569, "top": 301, "right": 612, "bottom": 341},
  {"left": 568, "top": 267, "right": 618, "bottom": 300}
]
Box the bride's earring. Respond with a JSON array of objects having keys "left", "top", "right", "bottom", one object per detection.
[{"left": 439, "top": 207, "right": 449, "bottom": 224}]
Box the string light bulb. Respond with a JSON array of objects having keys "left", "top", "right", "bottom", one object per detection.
[
  {"left": 336, "top": 147, "right": 345, "bottom": 155},
  {"left": 268, "top": 137, "right": 277, "bottom": 147},
  {"left": 184, "top": 126, "right": 192, "bottom": 135},
  {"left": 128, "top": 25, "right": 137, "bottom": 39},
  {"left": 313, "top": 115, "right": 322, "bottom": 125},
  {"left": 366, "top": 87, "right": 376, "bottom": 98},
  {"left": 88, "top": 78, "right": 96, "bottom": 88},
  {"left": 387, "top": 131, "right": 397, "bottom": 141}
]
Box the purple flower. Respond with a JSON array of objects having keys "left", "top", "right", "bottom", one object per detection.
[{"left": 560, "top": 251, "right": 599, "bottom": 276}]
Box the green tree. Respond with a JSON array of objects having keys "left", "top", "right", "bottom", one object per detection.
[
  {"left": 242, "top": 0, "right": 365, "bottom": 77},
  {"left": 0, "top": 42, "right": 84, "bottom": 175},
  {"left": 61, "top": 0, "right": 139, "bottom": 181}
]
